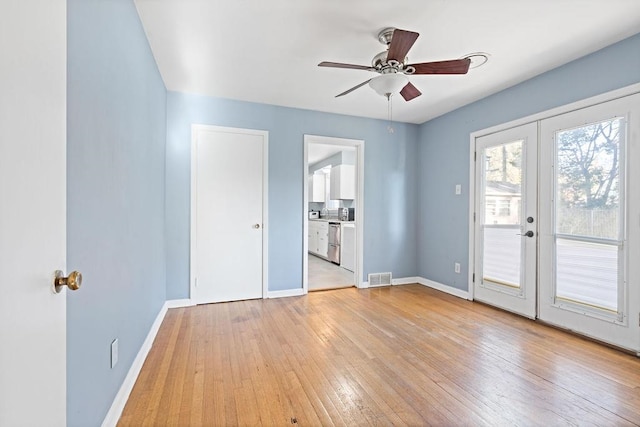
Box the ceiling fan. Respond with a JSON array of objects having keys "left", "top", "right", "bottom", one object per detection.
[{"left": 318, "top": 27, "right": 471, "bottom": 101}]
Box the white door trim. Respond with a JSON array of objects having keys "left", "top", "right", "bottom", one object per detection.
[
  {"left": 189, "top": 124, "right": 269, "bottom": 302},
  {"left": 469, "top": 82, "right": 640, "bottom": 301},
  {"left": 303, "top": 135, "right": 365, "bottom": 291}
]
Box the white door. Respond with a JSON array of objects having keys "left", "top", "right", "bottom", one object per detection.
[
  {"left": 191, "top": 125, "right": 267, "bottom": 304},
  {"left": 473, "top": 123, "right": 538, "bottom": 318},
  {"left": 538, "top": 94, "right": 640, "bottom": 350},
  {"left": 0, "top": 0, "right": 67, "bottom": 425}
]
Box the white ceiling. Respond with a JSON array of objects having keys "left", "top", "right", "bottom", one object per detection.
[{"left": 134, "top": 0, "right": 640, "bottom": 124}]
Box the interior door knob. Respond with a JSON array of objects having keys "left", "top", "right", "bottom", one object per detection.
[
  {"left": 53, "top": 270, "right": 82, "bottom": 293},
  {"left": 253, "top": 224, "right": 261, "bottom": 229},
  {"left": 518, "top": 230, "right": 534, "bottom": 238}
]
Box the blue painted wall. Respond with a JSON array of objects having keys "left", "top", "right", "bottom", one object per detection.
[
  {"left": 417, "top": 33, "right": 640, "bottom": 291},
  {"left": 166, "top": 92, "right": 419, "bottom": 298},
  {"left": 67, "top": 0, "right": 167, "bottom": 425}
]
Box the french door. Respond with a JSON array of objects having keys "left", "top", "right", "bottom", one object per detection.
[
  {"left": 473, "top": 93, "right": 640, "bottom": 351},
  {"left": 538, "top": 94, "right": 640, "bottom": 350},
  {"left": 473, "top": 122, "right": 538, "bottom": 318}
]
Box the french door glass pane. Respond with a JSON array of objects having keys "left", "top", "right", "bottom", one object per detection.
[
  {"left": 482, "top": 140, "right": 523, "bottom": 287},
  {"left": 554, "top": 118, "right": 623, "bottom": 311}
]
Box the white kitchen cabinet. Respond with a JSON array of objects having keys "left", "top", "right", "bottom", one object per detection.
[
  {"left": 317, "top": 221, "right": 329, "bottom": 258},
  {"left": 308, "top": 220, "right": 329, "bottom": 258},
  {"left": 329, "top": 164, "right": 355, "bottom": 200},
  {"left": 308, "top": 173, "right": 325, "bottom": 202},
  {"left": 308, "top": 221, "right": 318, "bottom": 255}
]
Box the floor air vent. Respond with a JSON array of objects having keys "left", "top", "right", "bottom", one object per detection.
[{"left": 368, "top": 272, "right": 392, "bottom": 287}]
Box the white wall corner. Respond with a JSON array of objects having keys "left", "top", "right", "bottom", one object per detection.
[
  {"left": 166, "top": 298, "right": 195, "bottom": 308},
  {"left": 267, "top": 288, "right": 305, "bottom": 299},
  {"left": 359, "top": 281, "right": 370, "bottom": 288},
  {"left": 101, "top": 301, "right": 169, "bottom": 427},
  {"left": 392, "top": 277, "right": 421, "bottom": 286},
  {"left": 416, "top": 277, "right": 470, "bottom": 300}
]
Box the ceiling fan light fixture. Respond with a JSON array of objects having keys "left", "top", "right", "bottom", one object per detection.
[{"left": 369, "top": 73, "right": 408, "bottom": 96}]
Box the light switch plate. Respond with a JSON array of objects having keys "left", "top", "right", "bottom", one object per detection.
[
  {"left": 455, "top": 184, "right": 461, "bottom": 195},
  {"left": 454, "top": 262, "right": 461, "bottom": 274}
]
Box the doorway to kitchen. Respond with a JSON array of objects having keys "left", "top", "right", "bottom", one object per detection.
[{"left": 303, "top": 135, "right": 364, "bottom": 292}]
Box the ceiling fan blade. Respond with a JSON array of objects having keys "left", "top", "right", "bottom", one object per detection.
[
  {"left": 387, "top": 29, "right": 419, "bottom": 62},
  {"left": 408, "top": 58, "right": 471, "bottom": 75},
  {"left": 400, "top": 82, "right": 421, "bottom": 101},
  {"left": 335, "top": 79, "right": 372, "bottom": 98},
  {"left": 319, "top": 61, "right": 375, "bottom": 71}
]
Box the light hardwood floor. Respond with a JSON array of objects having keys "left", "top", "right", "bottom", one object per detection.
[
  {"left": 118, "top": 285, "right": 640, "bottom": 426},
  {"left": 308, "top": 254, "right": 354, "bottom": 291}
]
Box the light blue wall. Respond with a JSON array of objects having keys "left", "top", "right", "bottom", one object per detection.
[
  {"left": 417, "top": 32, "right": 640, "bottom": 291},
  {"left": 67, "top": 0, "right": 167, "bottom": 425},
  {"left": 166, "top": 92, "right": 419, "bottom": 297}
]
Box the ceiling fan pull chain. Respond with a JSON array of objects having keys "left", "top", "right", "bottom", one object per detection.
[{"left": 387, "top": 93, "right": 394, "bottom": 133}]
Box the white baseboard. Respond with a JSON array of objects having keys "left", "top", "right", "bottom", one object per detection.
[
  {"left": 101, "top": 301, "right": 169, "bottom": 427},
  {"left": 392, "top": 276, "right": 420, "bottom": 286},
  {"left": 166, "top": 298, "right": 194, "bottom": 308},
  {"left": 267, "top": 288, "right": 305, "bottom": 298},
  {"left": 416, "top": 277, "right": 470, "bottom": 300},
  {"left": 360, "top": 276, "right": 419, "bottom": 288}
]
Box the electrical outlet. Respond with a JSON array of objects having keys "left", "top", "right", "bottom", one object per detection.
[
  {"left": 111, "top": 339, "right": 118, "bottom": 369},
  {"left": 454, "top": 262, "right": 461, "bottom": 274},
  {"left": 455, "top": 184, "right": 461, "bottom": 195}
]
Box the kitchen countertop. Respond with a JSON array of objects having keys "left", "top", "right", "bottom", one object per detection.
[{"left": 309, "top": 218, "right": 355, "bottom": 224}]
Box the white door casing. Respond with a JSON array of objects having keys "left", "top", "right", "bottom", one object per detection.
[
  {"left": 302, "top": 135, "right": 365, "bottom": 292},
  {"left": 473, "top": 122, "right": 538, "bottom": 319},
  {"left": 538, "top": 93, "right": 640, "bottom": 351},
  {"left": 0, "top": 0, "right": 67, "bottom": 425},
  {"left": 190, "top": 125, "right": 268, "bottom": 304}
]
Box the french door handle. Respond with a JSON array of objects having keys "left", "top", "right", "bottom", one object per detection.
[{"left": 518, "top": 231, "right": 534, "bottom": 237}]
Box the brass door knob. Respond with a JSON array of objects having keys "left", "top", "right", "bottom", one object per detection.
[{"left": 53, "top": 270, "right": 82, "bottom": 293}]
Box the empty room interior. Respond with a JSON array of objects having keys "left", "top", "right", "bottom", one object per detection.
[{"left": 5, "top": 1, "right": 640, "bottom": 426}]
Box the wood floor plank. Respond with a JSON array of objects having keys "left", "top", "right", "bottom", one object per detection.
[{"left": 118, "top": 285, "right": 640, "bottom": 426}]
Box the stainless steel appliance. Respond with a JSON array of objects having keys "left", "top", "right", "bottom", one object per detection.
[
  {"left": 339, "top": 208, "right": 355, "bottom": 221},
  {"left": 328, "top": 222, "right": 341, "bottom": 264}
]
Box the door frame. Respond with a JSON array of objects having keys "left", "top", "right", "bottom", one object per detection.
[
  {"left": 189, "top": 124, "right": 269, "bottom": 302},
  {"left": 468, "top": 83, "right": 640, "bottom": 328},
  {"left": 303, "top": 134, "right": 365, "bottom": 292}
]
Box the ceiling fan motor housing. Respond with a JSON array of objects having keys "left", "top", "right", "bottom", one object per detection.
[{"left": 372, "top": 28, "right": 415, "bottom": 74}]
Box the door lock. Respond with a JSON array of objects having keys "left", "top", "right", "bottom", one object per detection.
[{"left": 518, "top": 230, "right": 534, "bottom": 238}]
